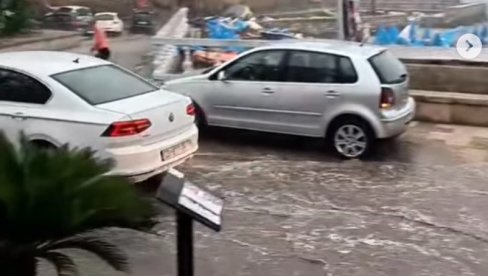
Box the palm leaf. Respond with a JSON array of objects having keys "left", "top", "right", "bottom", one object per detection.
[
  {"left": 45, "top": 235, "right": 130, "bottom": 273},
  {"left": 0, "top": 133, "right": 153, "bottom": 275},
  {"left": 39, "top": 251, "right": 78, "bottom": 276},
  {"left": 0, "top": 132, "right": 154, "bottom": 243}
]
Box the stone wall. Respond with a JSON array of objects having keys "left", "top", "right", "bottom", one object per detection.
[
  {"left": 260, "top": 13, "right": 408, "bottom": 38},
  {"left": 407, "top": 64, "right": 488, "bottom": 95},
  {"left": 259, "top": 17, "right": 336, "bottom": 38},
  {"left": 318, "top": 0, "right": 460, "bottom": 12},
  {"left": 360, "top": 0, "right": 460, "bottom": 12},
  {"left": 412, "top": 90, "right": 488, "bottom": 127},
  {"left": 444, "top": 2, "right": 488, "bottom": 26}
]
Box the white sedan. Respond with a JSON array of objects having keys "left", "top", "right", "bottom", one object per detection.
[
  {"left": 0, "top": 51, "right": 199, "bottom": 182},
  {"left": 95, "top": 12, "right": 124, "bottom": 35}
]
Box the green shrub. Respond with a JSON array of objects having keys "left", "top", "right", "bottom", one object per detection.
[
  {"left": 0, "top": 0, "right": 30, "bottom": 36},
  {"left": 0, "top": 133, "right": 155, "bottom": 276}
]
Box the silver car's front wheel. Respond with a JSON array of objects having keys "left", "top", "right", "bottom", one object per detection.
[{"left": 333, "top": 124, "right": 370, "bottom": 158}]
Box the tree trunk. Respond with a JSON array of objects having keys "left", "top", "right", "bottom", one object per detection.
[
  {"left": 371, "top": 0, "right": 376, "bottom": 14},
  {"left": 1, "top": 258, "right": 37, "bottom": 276}
]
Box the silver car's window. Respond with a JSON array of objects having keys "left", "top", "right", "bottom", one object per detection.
[
  {"left": 225, "top": 50, "right": 285, "bottom": 82},
  {"left": 0, "top": 69, "right": 51, "bottom": 104},
  {"left": 285, "top": 51, "right": 357, "bottom": 84},
  {"left": 52, "top": 65, "right": 158, "bottom": 105},
  {"left": 369, "top": 50, "right": 407, "bottom": 84},
  {"left": 76, "top": 8, "right": 92, "bottom": 16},
  {"left": 57, "top": 7, "right": 73, "bottom": 13}
]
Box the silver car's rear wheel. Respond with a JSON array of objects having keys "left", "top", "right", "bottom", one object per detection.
[
  {"left": 193, "top": 103, "right": 207, "bottom": 128},
  {"left": 333, "top": 124, "right": 370, "bottom": 158}
]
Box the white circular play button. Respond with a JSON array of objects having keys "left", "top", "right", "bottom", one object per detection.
[{"left": 456, "top": 33, "right": 482, "bottom": 59}]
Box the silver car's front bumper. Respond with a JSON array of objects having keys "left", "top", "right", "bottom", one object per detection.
[{"left": 377, "top": 97, "right": 416, "bottom": 138}]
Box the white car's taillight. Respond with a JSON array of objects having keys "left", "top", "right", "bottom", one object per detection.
[
  {"left": 186, "top": 103, "right": 195, "bottom": 116},
  {"left": 101, "top": 119, "right": 151, "bottom": 137}
]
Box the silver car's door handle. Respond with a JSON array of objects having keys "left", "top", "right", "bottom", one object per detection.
[
  {"left": 262, "top": 88, "right": 275, "bottom": 94},
  {"left": 325, "top": 90, "right": 340, "bottom": 97}
]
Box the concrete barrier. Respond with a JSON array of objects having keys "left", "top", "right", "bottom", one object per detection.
[
  {"left": 406, "top": 64, "right": 488, "bottom": 94},
  {"left": 0, "top": 31, "right": 83, "bottom": 52},
  {"left": 151, "top": 7, "right": 189, "bottom": 80},
  {"left": 412, "top": 90, "right": 488, "bottom": 127}
]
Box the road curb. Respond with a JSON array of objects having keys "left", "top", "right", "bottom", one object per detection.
[{"left": 0, "top": 32, "right": 83, "bottom": 52}]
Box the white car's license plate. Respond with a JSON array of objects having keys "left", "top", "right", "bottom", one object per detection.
[{"left": 161, "top": 141, "right": 191, "bottom": 161}]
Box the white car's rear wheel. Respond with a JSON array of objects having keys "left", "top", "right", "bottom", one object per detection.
[{"left": 31, "top": 140, "right": 57, "bottom": 152}]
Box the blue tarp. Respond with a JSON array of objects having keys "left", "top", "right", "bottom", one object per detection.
[
  {"left": 204, "top": 17, "right": 250, "bottom": 53},
  {"left": 374, "top": 23, "right": 488, "bottom": 48},
  {"left": 196, "top": 17, "right": 298, "bottom": 53}
]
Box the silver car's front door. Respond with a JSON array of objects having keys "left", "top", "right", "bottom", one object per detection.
[
  {"left": 206, "top": 50, "right": 287, "bottom": 131},
  {"left": 270, "top": 50, "right": 360, "bottom": 137}
]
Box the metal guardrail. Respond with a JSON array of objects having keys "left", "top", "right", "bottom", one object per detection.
[
  {"left": 151, "top": 7, "right": 190, "bottom": 80},
  {"left": 151, "top": 37, "right": 341, "bottom": 48},
  {"left": 151, "top": 37, "right": 486, "bottom": 62}
]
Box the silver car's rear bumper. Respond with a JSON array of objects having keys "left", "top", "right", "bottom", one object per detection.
[{"left": 377, "top": 97, "right": 416, "bottom": 138}]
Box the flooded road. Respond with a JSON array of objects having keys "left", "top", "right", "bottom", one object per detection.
[
  {"left": 30, "top": 19, "right": 488, "bottom": 275},
  {"left": 39, "top": 122, "right": 488, "bottom": 276}
]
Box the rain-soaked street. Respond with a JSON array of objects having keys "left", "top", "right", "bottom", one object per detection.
[
  {"left": 27, "top": 25, "right": 488, "bottom": 276},
  {"left": 39, "top": 122, "right": 488, "bottom": 276}
]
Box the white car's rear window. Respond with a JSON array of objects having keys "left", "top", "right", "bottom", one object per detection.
[
  {"left": 95, "top": 14, "right": 114, "bottom": 21},
  {"left": 52, "top": 65, "right": 157, "bottom": 105}
]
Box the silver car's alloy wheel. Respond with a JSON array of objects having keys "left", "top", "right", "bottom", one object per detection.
[{"left": 334, "top": 124, "right": 368, "bottom": 158}]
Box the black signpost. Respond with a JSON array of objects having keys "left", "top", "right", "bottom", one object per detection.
[{"left": 156, "top": 169, "right": 224, "bottom": 276}]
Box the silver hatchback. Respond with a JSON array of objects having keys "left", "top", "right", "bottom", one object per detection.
[{"left": 165, "top": 42, "right": 416, "bottom": 158}]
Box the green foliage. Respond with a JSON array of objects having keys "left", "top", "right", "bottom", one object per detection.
[
  {"left": 0, "top": 0, "right": 31, "bottom": 36},
  {"left": 0, "top": 133, "right": 156, "bottom": 276}
]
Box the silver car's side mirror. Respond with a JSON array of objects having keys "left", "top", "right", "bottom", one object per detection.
[{"left": 217, "top": 71, "right": 227, "bottom": 81}]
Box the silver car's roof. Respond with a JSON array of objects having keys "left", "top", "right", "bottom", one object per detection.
[
  {"left": 0, "top": 51, "right": 110, "bottom": 77},
  {"left": 253, "top": 41, "right": 386, "bottom": 59}
]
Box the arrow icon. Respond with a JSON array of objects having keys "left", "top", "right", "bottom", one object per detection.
[
  {"left": 457, "top": 33, "right": 482, "bottom": 59},
  {"left": 466, "top": 40, "right": 474, "bottom": 52}
]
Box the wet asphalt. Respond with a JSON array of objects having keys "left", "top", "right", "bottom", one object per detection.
[{"left": 38, "top": 124, "right": 488, "bottom": 276}]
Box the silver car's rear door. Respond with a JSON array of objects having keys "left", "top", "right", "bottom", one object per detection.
[{"left": 266, "top": 50, "right": 360, "bottom": 137}]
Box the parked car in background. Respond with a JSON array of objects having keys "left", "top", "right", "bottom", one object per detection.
[
  {"left": 130, "top": 10, "right": 155, "bottom": 35},
  {"left": 164, "top": 42, "right": 416, "bottom": 159},
  {"left": 45, "top": 5, "right": 93, "bottom": 32},
  {"left": 57, "top": 6, "right": 93, "bottom": 23},
  {"left": 95, "top": 12, "right": 124, "bottom": 36},
  {"left": 0, "top": 51, "right": 199, "bottom": 182},
  {"left": 42, "top": 12, "right": 82, "bottom": 31}
]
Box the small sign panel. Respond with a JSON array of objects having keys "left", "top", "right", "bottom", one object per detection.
[{"left": 178, "top": 182, "right": 224, "bottom": 230}]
